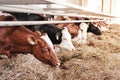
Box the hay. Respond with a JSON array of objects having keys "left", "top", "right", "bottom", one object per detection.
[{"left": 0, "top": 24, "right": 120, "bottom": 80}]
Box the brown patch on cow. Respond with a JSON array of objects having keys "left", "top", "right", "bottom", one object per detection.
[
  {"left": 55, "top": 16, "right": 80, "bottom": 38},
  {"left": 66, "top": 23, "right": 79, "bottom": 38}
]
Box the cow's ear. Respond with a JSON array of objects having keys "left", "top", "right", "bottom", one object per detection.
[
  {"left": 55, "top": 33, "right": 59, "bottom": 40},
  {"left": 27, "top": 35, "right": 36, "bottom": 45},
  {"left": 34, "top": 30, "right": 41, "bottom": 36},
  {"left": 56, "top": 32, "right": 61, "bottom": 40}
]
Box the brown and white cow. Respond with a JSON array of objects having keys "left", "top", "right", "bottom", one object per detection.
[
  {"left": 55, "top": 16, "right": 80, "bottom": 39},
  {"left": 54, "top": 27, "right": 76, "bottom": 51},
  {"left": 54, "top": 16, "right": 76, "bottom": 51},
  {"left": 72, "top": 22, "right": 89, "bottom": 43},
  {"left": 0, "top": 14, "right": 60, "bottom": 67}
]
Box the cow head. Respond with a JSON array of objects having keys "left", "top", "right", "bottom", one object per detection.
[
  {"left": 84, "top": 18, "right": 102, "bottom": 35},
  {"left": 51, "top": 30, "right": 62, "bottom": 44},
  {"left": 72, "top": 22, "right": 89, "bottom": 44},
  {"left": 58, "top": 27, "right": 75, "bottom": 51},
  {"left": 66, "top": 23, "right": 79, "bottom": 38},
  {"left": 87, "top": 23, "right": 102, "bottom": 35},
  {"left": 27, "top": 32, "right": 60, "bottom": 67},
  {"left": 80, "top": 22, "right": 89, "bottom": 31}
]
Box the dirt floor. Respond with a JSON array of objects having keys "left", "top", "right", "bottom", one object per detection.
[{"left": 0, "top": 24, "right": 120, "bottom": 80}]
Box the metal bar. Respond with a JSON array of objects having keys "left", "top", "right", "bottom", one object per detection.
[
  {"left": 44, "top": 8, "right": 117, "bottom": 18},
  {"left": 0, "top": 5, "right": 117, "bottom": 18},
  {"left": 0, "top": 20, "right": 106, "bottom": 26},
  {"left": 0, "top": 0, "right": 52, "bottom": 4}
]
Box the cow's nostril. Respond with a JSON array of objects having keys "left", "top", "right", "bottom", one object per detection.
[{"left": 57, "top": 62, "right": 60, "bottom": 66}]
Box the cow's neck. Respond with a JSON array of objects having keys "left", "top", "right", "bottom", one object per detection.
[{"left": 10, "top": 45, "right": 32, "bottom": 54}]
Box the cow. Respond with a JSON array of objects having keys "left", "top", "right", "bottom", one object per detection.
[
  {"left": 65, "top": 23, "right": 79, "bottom": 39},
  {"left": 93, "top": 18, "right": 109, "bottom": 31},
  {"left": 54, "top": 16, "right": 101, "bottom": 44},
  {"left": 37, "top": 24, "right": 63, "bottom": 44},
  {"left": 55, "top": 16, "right": 80, "bottom": 39},
  {"left": 4, "top": 12, "right": 47, "bottom": 31},
  {"left": 71, "top": 17, "right": 102, "bottom": 44},
  {"left": 55, "top": 16, "right": 102, "bottom": 36},
  {"left": 0, "top": 14, "right": 60, "bottom": 67},
  {"left": 6, "top": 12, "right": 63, "bottom": 45},
  {"left": 72, "top": 22, "right": 89, "bottom": 43},
  {"left": 7, "top": 12, "right": 75, "bottom": 51},
  {"left": 55, "top": 27, "right": 75, "bottom": 51},
  {"left": 88, "top": 22, "right": 102, "bottom": 35},
  {"left": 79, "top": 22, "right": 89, "bottom": 43},
  {"left": 84, "top": 18, "right": 102, "bottom": 35},
  {"left": 66, "top": 17, "right": 102, "bottom": 36},
  {"left": 37, "top": 25, "right": 75, "bottom": 51}
]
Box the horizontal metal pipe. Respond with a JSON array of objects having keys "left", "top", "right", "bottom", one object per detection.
[
  {"left": 0, "top": 20, "right": 105, "bottom": 26},
  {"left": 0, "top": 5, "right": 117, "bottom": 19}
]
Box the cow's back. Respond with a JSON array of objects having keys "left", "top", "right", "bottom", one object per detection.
[
  {"left": 0, "top": 15, "right": 18, "bottom": 42},
  {"left": 0, "top": 15, "right": 18, "bottom": 38},
  {"left": 8, "top": 12, "right": 46, "bottom": 21},
  {"left": 7, "top": 12, "right": 47, "bottom": 31},
  {"left": 38, "top": 24, "right": 62, "bottom": 44},
  {"left": 0, "top": 15, "right": 18, "bottom": 55}
]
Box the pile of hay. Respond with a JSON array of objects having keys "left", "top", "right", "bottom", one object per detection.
[{"left": 0, "top": 24, "right": 120, "bottom": 80}]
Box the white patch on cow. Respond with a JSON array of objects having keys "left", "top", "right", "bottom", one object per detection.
[
  {"left": 40, "top": 33, "right": 55, "bottom": 52},
  {"left": 80, "top": 22, "right": 89, "bottom": 43},
  {"left": 54, "top": 15, "right": 57, "bottom": 20},
  {"left": 56, "top": 27, "right": 75, "bottom": 51},
  {"left": 72, "top": 30, "right": 82, "bottom": 44},
  {"left": 72, "top": 22, "right": 89, "bottom": 44}
]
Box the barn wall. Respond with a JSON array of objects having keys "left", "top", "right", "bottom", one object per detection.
[
  {"left": 111, "top": 0, "right": 120, "bottom": 24},
  {"left": 66, "top": 0, "right": 120, "bottom": 24},
  {"left": 66, "top": 0, "right": 81, "bottom": 5},
  {"left": 101, "top": 0, "right": 111, "bottom": 14},
  {"left": 47, "top": 0, "right": 119, "bottom": 18},
  {"left": 32, "top": 0, "right": 120, "bottom": 24}
]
